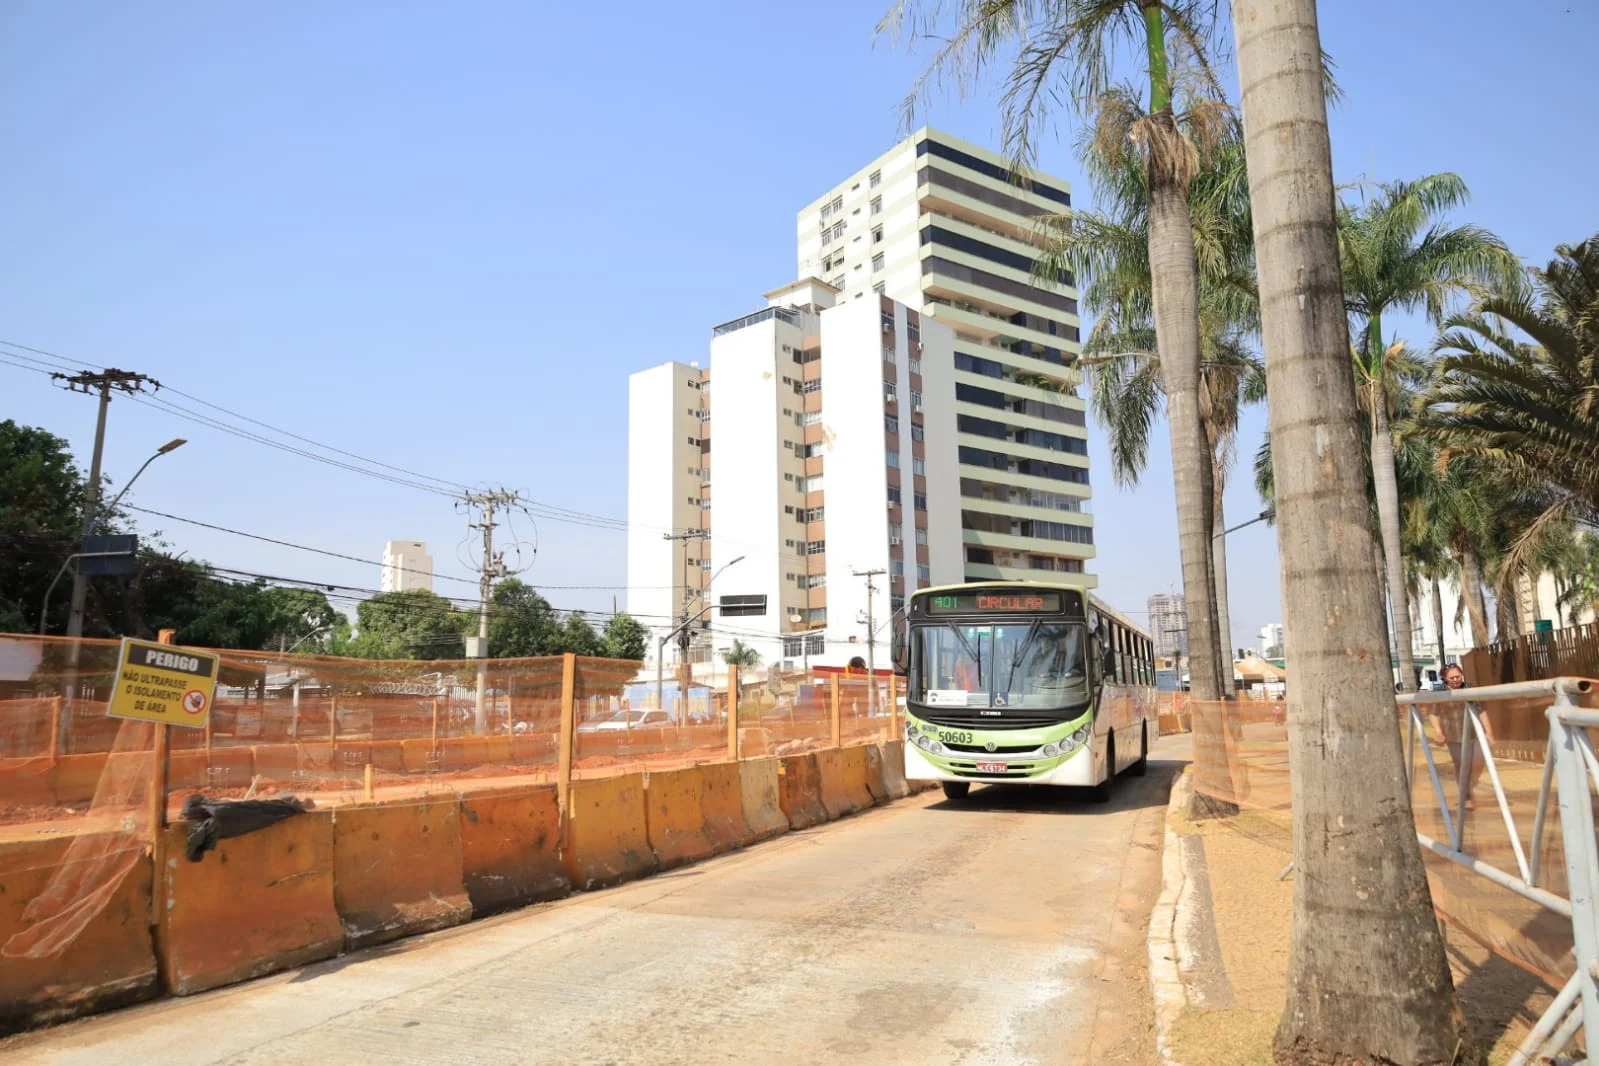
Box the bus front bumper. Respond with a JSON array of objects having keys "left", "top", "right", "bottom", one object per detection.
[{"left": 904, "top": 740, "right": 1101, "bottom": 787}]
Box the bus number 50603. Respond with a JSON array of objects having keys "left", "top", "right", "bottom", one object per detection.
[{"left": 937, "top": 730, "right": 973, "bottom": 745}]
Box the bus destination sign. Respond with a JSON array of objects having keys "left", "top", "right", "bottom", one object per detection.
[{"left": 926, "top": 591, "right": 1064, "bottom": 614}]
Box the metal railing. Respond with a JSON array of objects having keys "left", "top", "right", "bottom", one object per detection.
[{"left": 1399, "top": 678, "right": 1598, "bottom": 1065}]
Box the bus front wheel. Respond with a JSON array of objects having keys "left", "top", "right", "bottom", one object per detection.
[
  {"left": 941, "top": 781, "right": 971, "bottom": 802},
  {"left": 1130, "top": 724, "right": 1148, "bottom": 777}
]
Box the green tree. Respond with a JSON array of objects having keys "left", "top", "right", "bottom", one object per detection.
[
  {"left": 556, "top": 612, "right": 603, "bottom": 657},
  {"left": 1231, "top": 0, "right": 1469, "bottom": 1056},
  {"left": 1340, "top": 173, "right": 1519, "bottom": 690},
  {"left": 1428, "top": 235, "right": 1599, "bottom": 591},
  {"left": 350, "top": 589, "right": 467, "bottom": 660},
  {"left": 487, "top": 578, "right": 560, "bottom": 657},
  {"left": 882, "top": 0, "right": 1233, "bottom": 701},
  {"left": 722, "top": 640, "right": 761, "bottom": 668},
  {"left": 601, "top": 612, "right": 649, "bottom": 660},
  {"left": 0, "top": 421, "right": 89, "bottom": 633}
]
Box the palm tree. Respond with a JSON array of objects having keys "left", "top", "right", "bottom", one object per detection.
[
  {"left": 721, "top": 641, "right": 761, "bottom": 668},
  {"left": 1231, "top": 1, "right": 1469, "bottom": 1058},
  {"left": 1041, "top": 122, "right": 1263, "bottom": 685},
  {"left": 879, "top": 0, "right": 1233, "bottom": 703},
  {"left": 1339, "top": 174, "right": 1520, "bottom": 690},
  {"left": 1428, "top": 235, "right": 1599, "bottom": 596}
]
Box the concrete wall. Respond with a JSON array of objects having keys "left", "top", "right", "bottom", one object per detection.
[{"left": 627, "top": 361, "right": 703, "bottom": 649}]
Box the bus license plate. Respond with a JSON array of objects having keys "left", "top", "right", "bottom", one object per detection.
[{"left": 975, "top": 761, "right": 1006, "bottom": 774}]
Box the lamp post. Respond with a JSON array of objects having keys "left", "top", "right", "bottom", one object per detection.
[
  {"left": 656, "top": 554, "right": 744, "bottom": 718},
  {"left": 60, "top": 438, "right": 186, "bottom": 639},
  {"left": 1214, "top": 508, "right": 1275, "bottom": 539}
]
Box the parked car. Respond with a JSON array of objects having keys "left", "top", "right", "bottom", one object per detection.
[{"left": 576, "top": 708, "right": 674, "bottom": 734}]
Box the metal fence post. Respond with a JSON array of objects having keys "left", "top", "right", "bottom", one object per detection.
[
  {"left": 148, "top": 629, "right": 175, "bottom": 931},
  {"left": 1549, "top": 693, "right": 1599, "bottom": 1046},
  {"left": 727, "top": 664, "right": 739, "bottom": 761}
]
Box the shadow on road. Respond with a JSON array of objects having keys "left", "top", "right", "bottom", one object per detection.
[{"left": 923, "top": 757, "right": 1183, "bottom": 816}]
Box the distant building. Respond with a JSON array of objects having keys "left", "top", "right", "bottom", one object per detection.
[
  {"left": 1258, "top": 622, "right": 1285, "bottom": 656},
  {"left": 381, "top": 540, "right": 433, "bottom": 593},
  {"left": 1148, "top": 592, "right": 1188, "bottom": 659}
]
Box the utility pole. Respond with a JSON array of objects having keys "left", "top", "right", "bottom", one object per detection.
[
  {"left": 461, "top": 490, "right": 520, "bottom": 735},
  {"left": 853, "top": 568, "right": 885, "bottom": 716},
  {"left": 53, "top": 369, "right": 161, "bottom": 645},
  {"left": 662, "top": 528, "right": 707, "bottom": 716}
]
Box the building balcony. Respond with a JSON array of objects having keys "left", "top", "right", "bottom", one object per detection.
[
  {"left": 963, "top": 561, "right": 1099, "bottom": 588},
  {"left": 961, "top": 527, "right": 1095, "bottom": 560}
]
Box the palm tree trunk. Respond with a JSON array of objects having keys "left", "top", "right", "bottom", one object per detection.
[
  {"left": 1370, "top": 392, "right": 1418, "bottom": 692},
  {"left": 1213, "top": 472, "right": 1235, "bottom": 685},
  {"left": 1432, "top": 575, "right": 1448, "bottom": 671},
  {"left": 1232, "top": 2, "right": 1468, "bottom": 1060},
  {"left": 1460, "top": 547, "right": 1490, "bottom": 647}
]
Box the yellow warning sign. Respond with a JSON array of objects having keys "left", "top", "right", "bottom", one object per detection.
[{"left": 106, "top": 637, "right": 219, "bottom": 729}]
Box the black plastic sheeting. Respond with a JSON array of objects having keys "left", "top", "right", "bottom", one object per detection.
[{"left": 180, "top": 794, "right": 315, "bottom": 862}]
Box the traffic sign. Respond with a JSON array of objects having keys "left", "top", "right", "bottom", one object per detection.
[{"left": 107, "top": 637, "right": 219, "bottom": 729}]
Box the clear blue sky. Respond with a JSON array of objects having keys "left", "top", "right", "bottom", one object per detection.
[{"left": 2, "top": 1, "right": 1593, "bottom": 645}]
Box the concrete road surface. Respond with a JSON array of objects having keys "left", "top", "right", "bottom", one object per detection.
[{"left": 3, "top": 751, "right": 1186, "bottom": 1066}]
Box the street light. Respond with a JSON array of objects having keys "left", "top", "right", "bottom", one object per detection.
[
  {"left": 1214, "top": 508, "right": 1275, "bottom": 539},
  {"left": 656, "top": 554, "right": 744, "bottom": 715},
  {"left": 61, "top": 438, "right": 188, "bottom": 639}
]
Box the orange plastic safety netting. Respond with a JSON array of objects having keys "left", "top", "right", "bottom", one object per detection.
[{"left": 1185, "top": 687, "right": 1599, "bottom": 988}]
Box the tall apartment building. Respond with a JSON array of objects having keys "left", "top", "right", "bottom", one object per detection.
[
  {"left": 380, "top": 541, "right": 433, "bottom": 593},
  {"left": 1148, "top": 592, "right": 1189, "bottom": 660},
  {"left": 1258, "top": 623, "right": 1285, "bottom": 656},
  {"left": 627, "top": 279, "right": 964, "bottom": 667},
  {"left": 796, "top": 128, "right": 1095, "bottom": 585}
]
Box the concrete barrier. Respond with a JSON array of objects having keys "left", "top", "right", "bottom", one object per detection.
[
  {"left": 459, "top": 785, "right": 569, "bottom": 915},
  {"left": 862, "top": 744, "right": 894, "bottom": 804},
  {"left": 333, "top": 795, "right": 472, "bottom": 950},
  {"left": 0, "top": 756, "right": 54, "bottom": 808},
  {"left": 877, "top": 742, "right": 910, "bottom": 800},
  {"left": 158, "top": 809, "right": 343, "bottom": 995},
  {"left": 53, "top": 753, "right": 108, "bottom": 805},
  {"left": 563, "top": 772, "right": 656, "bottom": 890},
  {"left": 0, "top": 836, "right": 157, "bottom": 1035},
  {"left": 777, "top": 753, "right": 828, "bottom": 829},
  {"left": 398, "top": 739, "right": 444, "bottom": 776},
  {"left": 696, "top": 761, "right": 753, "bottom": 854},
  {"left": 738, "top": 757, "right": 790, "bottom": 842},
  {"left": 643, "top": 766, "right": 715, "bottom": 869},
  {"left": 440, "top": 736, "right": 490, "bottom": 772},
  {"left": 814, "top": 748, "right": 859, "bottom": 820},
  {"left": 168, "top": 747, "right": 253, "bottom": 792},
  {"left": 839, "top": 745, "right": 876, "bottom": 812}
]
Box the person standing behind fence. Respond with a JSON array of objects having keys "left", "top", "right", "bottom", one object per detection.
[{"left": 1433, "top": 663, "right": 1495, "bottom": 810}]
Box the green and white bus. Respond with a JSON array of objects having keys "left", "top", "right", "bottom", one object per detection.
[{"left": 893, "top": 581, "right": 1158, "bottom": 801}]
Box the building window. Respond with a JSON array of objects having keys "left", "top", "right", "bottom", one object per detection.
[
  {"left": 881, "top": 311, "right": 894, "bottom": 332},
  {"left": 808, "top": 607, "right": 828, "bottom": 624},
  {"left": 807, "top": 573, "right": 827, "bottom": 589},
  {"left": 891, "top": 594, "right": 905, "bottom": 612},
  {"left": 831, "top": 275, "right": 845, "bottom": 290},
  {"left": 873, "top": 281, "right": 885, "bottom": 295},
  {"left": 909, "top": 358, "right": 921, "bottom": 376},
  {"left": 886, "top": 450, "right": 900, "bottom": 469},
  {"left": 885, "top": 414, "right": 899, "bottom": 433},
  {"left": 908, "top": 323, "right": 920, "bottom": 342},
  {"left": 872, "top": 253, "right": 885, "bottom": 272},
  {"left": 917, "top": 564, "right": 931, "bottom": 583},
  {"left": 916, "top": 528, "right": 928, "bottom": 545},
  {"left": 821, "top": 229, "right": 832, "bottom": 246},
  {"left": 782, "top": 637, "right": 802, "bottom": 658},
  {"left": 910, "top": 390, "right": 923, "bottom": 410},
  {"left": 887, "top": 485, "right": 902, "bottom": 504},
  {"left": 803, "top": 506, "right": 825, "bottom": 523},
  {"left": 884, "top": 381, "right": 898, "bottom": 402},
  {"left": 803, "top": 442, "right": 824, "bottom": 458},
  {"left": 912, "top": 457, "right": 925, "bottom": 476},
  {"left": 806, "top": 632, "right": 825, "bottom": 653},
  {"left": 687, "top": 437, "right": 697, "bottom": 446},
  {"left": 914, "top": 493, "right": 927, "bottom": 511},
  {"left": 802, "top": 379, "right": 821, "bottom": 395},
  {"left": 833, "top": 222, "right": 844, "bottom": 238},
  {"left": 832, "top": 196, "right": 843, "bottom": 212},
  {"left": 911, "top": 424, "right": 924, "bottom": 442},
  {"left": 803, "top": 409, "right": 822, "bottom": 426},
  {"left": 805, "top": 540, "right": 826, "bottom": 556},
  {"left": 889, "top": 522, "right": 903, "bottom": 542},
  {"left": 802, "top": 475, "right": 824, "bottom": 493},
  {"left": 870, "top": 196, "right": 882, "bottom": 215},
  {"left": 890, "top": 559, "right": 905, "bottom": 577},
  {"left": 869, "top": 170, "right": 881, "bottom": 188},
  {"left": 872, "top": 226, "right": 883, "bottom": 244}
]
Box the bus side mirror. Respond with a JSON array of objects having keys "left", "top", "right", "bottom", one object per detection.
[{"left": 890, "top": 609, "right": 909, "bottom": 673}]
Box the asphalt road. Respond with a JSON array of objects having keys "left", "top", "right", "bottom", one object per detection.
[{"left": 3, "top": 748, "right": 1185, "bottom": 1066}]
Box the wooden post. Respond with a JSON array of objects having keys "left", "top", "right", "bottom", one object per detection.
[
  {"left": 149, "top": 628, "right": 176, "bottom": 929},
  {"left": 431, "top": 695, "right": 440, "bottom": 745},
  {"left": 888, "top": 673, "right": 899, "bottom": 741},
  {"left": 363, "top": 763, "right": 374, "bottom": 802},
  {"left": 727, "top": 665, "right": 739, "bottom": 761},
  {"left": 329, "top": 692, "right": 338, "bottom": 743},
  {"left": 48, "top": 695, "right": 62, "bottom": 761},
  {"left": 830, "top": 675, "right": 841, "bottom": 748},
  {"left": 557, "top": 653, "right": 576, "bottom": 816}
]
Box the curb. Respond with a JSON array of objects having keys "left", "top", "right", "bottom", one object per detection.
[{"left": 1147, "top": 765, "right": 1191, "bottom": 1066}]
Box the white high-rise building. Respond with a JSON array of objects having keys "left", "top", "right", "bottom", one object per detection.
[
  {"left": 1148, "top": 592, "right": 1188, "bottom": 660},
  {"left": 627, "top": 279, "right": 964, "bottom": 668},
  {"left": 797, "top": 128, "right": 1095, "bottom": 583},
  {"left": 1258, "top": 623, "right": 1285, "bottom": 656},
  {"left": 380, "top": 540, "right": 433, "bottom": 593}
]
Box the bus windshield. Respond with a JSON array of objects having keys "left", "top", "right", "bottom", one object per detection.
[{"left": 912, "top": 622, "right": 1089, "bottom": 709}]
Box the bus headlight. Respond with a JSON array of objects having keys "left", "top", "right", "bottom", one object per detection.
[
  {"left": 1041, "top": 742, "right": 1059, "bottom": 758},
  {"left": 1074, "top": 726, "right": 1091, "bottom": 744},
  {"left": 1060, "top": 735, "right": 1077, "bottom": 754}
]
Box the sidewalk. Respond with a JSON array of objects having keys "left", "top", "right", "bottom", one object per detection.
[{"left": 1150, "top": 768, "right": 1566, "bottom": 1065}]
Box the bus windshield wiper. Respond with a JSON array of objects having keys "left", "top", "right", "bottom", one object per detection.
[{"left": 1001, "top": 619, "right": 1042, "bottom": 693}]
